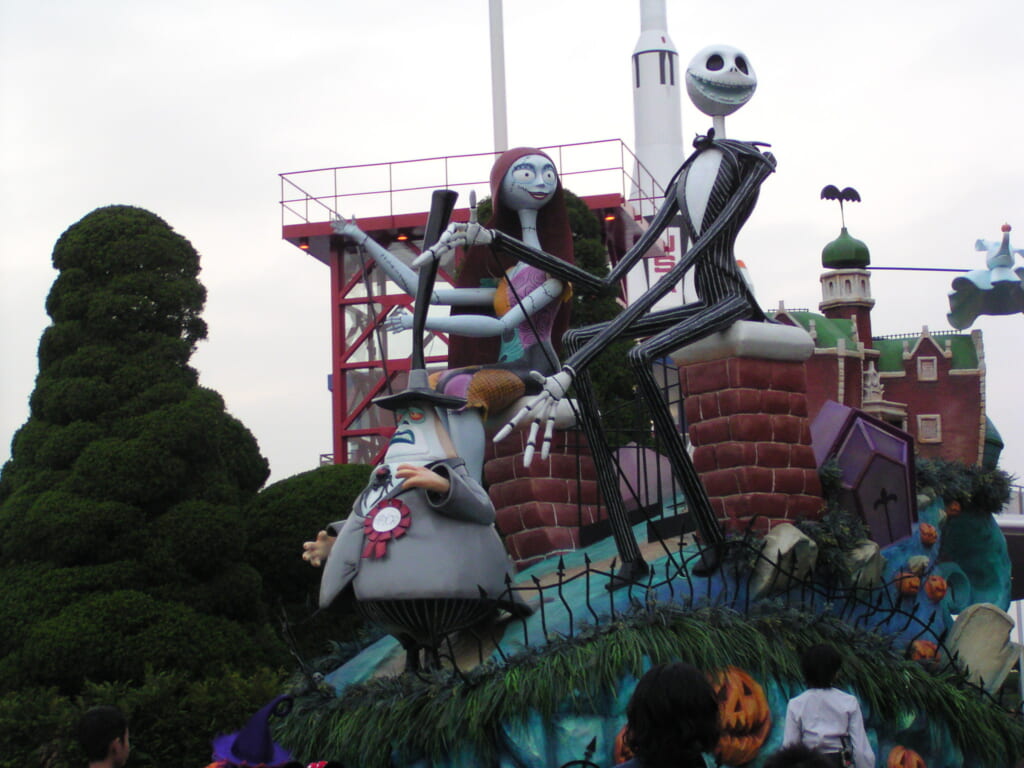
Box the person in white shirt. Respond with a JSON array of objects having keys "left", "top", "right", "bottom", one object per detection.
[{"left": 783, "top": 644, "right": 875, "bottom": 768}]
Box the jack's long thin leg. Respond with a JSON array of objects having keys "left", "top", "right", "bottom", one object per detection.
[
  {"left": 628, "top": 293, "right": 753, "bottom": 549},
  {"left": 563, "top": 327, "right": 647, "bottom": 580},
  {"left": 563, "top": 303, "right": 709, "bottom": 581}
]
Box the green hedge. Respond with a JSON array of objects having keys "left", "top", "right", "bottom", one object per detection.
[{"left": 0, "top": 667, "right": 288, "bottom": 768}]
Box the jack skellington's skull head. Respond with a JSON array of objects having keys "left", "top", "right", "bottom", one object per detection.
[{"left": 685, "top": 44, "right": 757, "bottom": 117}]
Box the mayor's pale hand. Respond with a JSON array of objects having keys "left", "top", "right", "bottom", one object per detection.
[{"left": 302, "top": 530, "right": 335, "bottom": 568}]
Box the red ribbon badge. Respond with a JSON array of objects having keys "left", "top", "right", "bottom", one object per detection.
[{"left": 362, "top": 498, "right": 411, "bottom": 559}]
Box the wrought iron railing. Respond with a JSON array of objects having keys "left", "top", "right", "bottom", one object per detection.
[{"left": 446, "top": 538, "right": 981, "bottom": 701}]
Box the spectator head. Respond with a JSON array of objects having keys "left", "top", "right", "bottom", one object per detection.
[
  {"left": 624, "top": 662, "right": 721, "bottom": 767},
  {"left": 801, "top": 643, "right": 843, "bottom": 689},
  {"left": 763, "top": 743, "right": 834, "bottom": 768},
  {"left": 76, "top": 706, "right": 129, "bottom": 764}
]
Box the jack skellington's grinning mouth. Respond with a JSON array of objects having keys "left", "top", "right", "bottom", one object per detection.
[{"left": 687, "top": 73, "right": 756, "bottom": 105}]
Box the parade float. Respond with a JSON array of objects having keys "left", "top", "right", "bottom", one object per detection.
[{"left": 271, "top": 22, "right": 1024, "bottom": 768}]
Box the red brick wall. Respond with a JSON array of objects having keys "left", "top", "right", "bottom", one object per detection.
[
  {"left": 882, "top": 345, "right": 982, "bottom": 465},
  {"left": 484, "top": 428, "right": 603, "bottom": 569},
  {"left": 681, "top": 357, "right": 824, "bottom": 534}
]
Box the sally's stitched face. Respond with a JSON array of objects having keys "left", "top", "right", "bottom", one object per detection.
[{"left": 500, "top": 154, "right": 557, "bottom": 211}]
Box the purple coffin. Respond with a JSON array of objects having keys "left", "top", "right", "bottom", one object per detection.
[{"left": 810, "top": 400, "right": 917, "bottom": 547}]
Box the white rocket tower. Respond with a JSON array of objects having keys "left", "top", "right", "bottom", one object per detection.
[
  {"left": 626, "top": 0, "right": 688, "bottom": 311},
  {"left": 631, "top": 0, "right": 684, "bottom": 195}
]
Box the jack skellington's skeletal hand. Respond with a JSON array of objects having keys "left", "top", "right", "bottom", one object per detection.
[
  {"left": 494, "top": 366, "right": 575, "bottom": 465},
  {"left": 383, "top": 307, "right": 414, "bottom": 333},
  {"left": 412, "top": 190, "right": 493, "bottom": 268}
]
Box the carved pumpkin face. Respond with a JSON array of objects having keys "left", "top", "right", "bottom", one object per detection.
[
  {"left": 919, "top": 523, "right": 937, "bottom": 547},
  {"left": 909, "top": 640, "right": 939, "bottom": 661},
  {"left": 709, "top": 667, "right": 771, "bottom": 765},
  {"left": 895, "top": 571, "right": 921, "bottom": 596},
  {"left": 924, "top": 574, "right": 947, "bottom": 602},
  {"left": 946, "top": 500, "right": 962, "bottom": 517},
  {"left": 888, "top": 745, "right": 927, "bottom": 768}
]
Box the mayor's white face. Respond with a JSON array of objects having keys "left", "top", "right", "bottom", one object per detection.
[
  {"left": 685, "top": 44, "right": 757, "bottom": 117},
  {"left": 500, "top": 154, "right": 558, "bottom": 211},
  {"left": 359, "top": 404, "right": 454, "bottom": 514},
  {"left": 382, "top": 404, "right": 452, "bottom": 465}
]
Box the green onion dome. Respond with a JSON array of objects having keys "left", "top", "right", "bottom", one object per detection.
[{"left": 822, "top": 227, "right": 870, "bottom": 269}]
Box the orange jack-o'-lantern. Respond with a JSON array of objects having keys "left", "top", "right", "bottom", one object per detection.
[
  {"left": 918, "top": 523, "right": 937, "bottom": 547},
  {"left": 709, "top": 666, "right": 772, "bottom": 765},
  {"left": 924, "top": 574, "right": 947, "bottom": 602},
  {"left": 895, "top": 571, "right": 921, "bottom": 596},
  {"left": 946, "top": 500, "right": 961, "bottom": 517},
  {"left": 613, "top": 724, "right": 633, "bottom": 765},
  {"left": 888, "top": 744, "right": 927, "bottom": 768},
  {"left": 909, "top": 640, "right": 939, "bottom": 661}
]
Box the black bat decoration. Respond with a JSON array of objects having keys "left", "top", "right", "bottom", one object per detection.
[
  {"left": 821, "top": 185, "right": 861, "bottom": 202},
  {"left": 821, "top": 185, "right": 861, "bottom": 227}
]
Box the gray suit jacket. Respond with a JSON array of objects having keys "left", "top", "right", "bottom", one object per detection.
[{"left": 319, "top": 460, "right": 520, "bottom": 610}]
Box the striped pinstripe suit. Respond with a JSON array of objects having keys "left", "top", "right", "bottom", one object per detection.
[{"left": 490, "top": 136, "right": 776, "bottom": 579}]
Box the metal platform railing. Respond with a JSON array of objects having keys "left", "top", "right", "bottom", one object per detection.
[{"left": 280, "top": 138, "right": 665, "bottom": 227}]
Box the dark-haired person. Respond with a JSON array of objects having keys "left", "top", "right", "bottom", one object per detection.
[
  {"left": 783, "top": 644, "right": 874, "bottom": 767},
  {"left": 764, "top": 743, "right": 835, "bottom": 768},
  {"left": 76, "top": 706, "right": 130, "bottom": 768},
  {"left": 615, "top": 662, "right": 720, "bottom": 768}
]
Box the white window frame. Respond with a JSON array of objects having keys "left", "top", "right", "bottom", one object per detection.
[
  {"left": 917, "top": 356, "right": 938, "bottom": 381},
  {"left": 917, "top": 414, "right": 942, "bottom": 443}
]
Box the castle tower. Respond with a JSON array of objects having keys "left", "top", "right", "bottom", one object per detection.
[{"left": 819, "top": 227, "right": 874, "bottom": 345}]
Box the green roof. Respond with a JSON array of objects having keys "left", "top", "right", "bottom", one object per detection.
[
  {"left": 872, "top": 333, "right": 979, "bottom": 372},
  {"left": 772, "top": 310, "right": 858, "bottom": 349},
  {"left": 771, "top": 311, "right": 979, "bottom": 371}
]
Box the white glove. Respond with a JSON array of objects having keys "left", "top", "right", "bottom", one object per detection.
[
  {"left": 384, "top": 307, "right": 414, "bottom": 333},
  {"left": 494, "top": 367, "right": 575, "bottom": 466}
]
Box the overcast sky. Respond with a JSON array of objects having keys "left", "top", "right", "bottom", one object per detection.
[{"left": 3, "top": 0, "right": 1024, "bottom": 488}]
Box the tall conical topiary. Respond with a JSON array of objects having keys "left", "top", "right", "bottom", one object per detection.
[{"left": 0, "top": 205, "right": 279, "bottom": 693}]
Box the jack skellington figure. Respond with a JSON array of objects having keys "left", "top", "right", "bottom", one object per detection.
[{"left": 424, "top": 45, "right": 774, "bottom": 579}]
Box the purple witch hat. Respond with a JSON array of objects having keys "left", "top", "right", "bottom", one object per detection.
[{"left": 211, "top": 695, "right": 294, "bottom": 767}]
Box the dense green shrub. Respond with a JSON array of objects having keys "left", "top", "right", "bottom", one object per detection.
[
  {"left": 0, "top": 563, "right": 147, "bottom": 657},
  {"left": 245, "top": 464, "right": 372, "bottom": 604},
  {"left": 244, "top": 463, "right": 373, "bottom": 657},
  {"left": 145, "top": 500, "right": 243, "bottom": 579},
  {"left": 0, "top": 205, "right": 280, "bottom": 716},
  {"left": 916, "top": 457, "right": 1013, "bottom": 515},
  {"left": 6, "top": 490, "right": 142, "bottom": 566},
  {"left": 0, "top": 667, "right": 288, "bottom": 768},
  {"left": 9, "top": 591, "right": 268, "bottom": 690},
  {"left": 150, "top": 561, "right": 267, "bottom": 622},
  {"left": 33, "top": 420, "right": 104, "bottom": 470}
]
